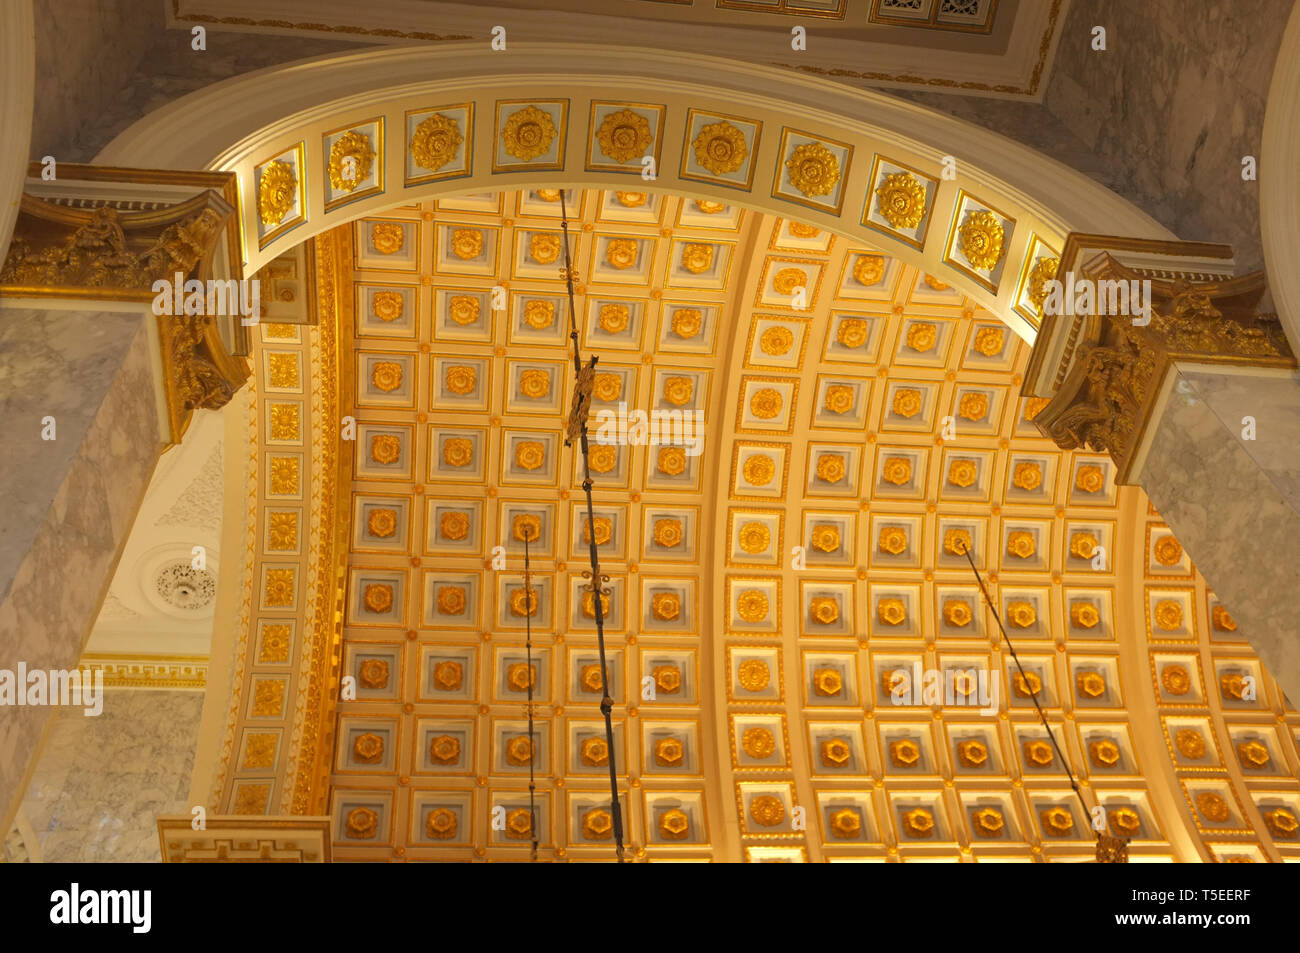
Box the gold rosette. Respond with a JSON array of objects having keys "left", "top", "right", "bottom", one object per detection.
[
  {"left": 512, "top": 514, "right": 542, "bottom": 543},
  {"left": 450, "top": 228, "right": 483, "bottom": 260},
  {"left": 958, "top": 392, "right": 988, "bottom": 421},
  {"left": 948, "top": 459, "right": 977, "bottom": 487},
  {"left": 742, "top": 727, "right": 776, "bottom": 759},
  {"left": 882, "top": 456, "right": 911, "bottom": 485},
  {"left": 440, "top": 511, "right": 469, "bottom": 541},
  {"left": 501, "top": 104, "right": 557, "bottom": 161},
  {"left": 692, "top": 120, "right": 748, "bottom": 176},
  {"left": 257, "top": 160, "right": 297, "bottom": 226},
  {"left": 615, "top": 190, "right": 647, "bottom": 207},
  {"left": 654, "top": 738, "right": 683, "bottom": 767},
  {"left": 1069, "top": 532, "right": 1098, "bottom": 559},
  {"left": 596, "top": 108, "right": 653, "bottom": 163},
  {"left": 680, "top": 243, "right": 714, "bottom": 274},
  {"left": 651, "top": 591, "right": 681, "bottom": 621},
  {"left": 824, "top": 384, "right": 854, "bottom": 415},
  {"left": 372, "top": 361, "right": 403, "bottom": 393},
  {"left": 370, "top": 434, "right": 402, "bottom": 465},
  {"left": 508, "top": 588, "right": 538, "bottom": 619},
  {"left": 973, "top": 326, "right": 1005, "bottom": 356},
  {"left": 815, "top": 454, "right": 845, "bottom": 483},
  {"left": 1153, "top": 536, "right": 1183, "bottom": 566},
  {"left": 1006, "top": 600, "right": 1037, "bottom": 628},
  {"left": 1161, "top": 664, "right": 1191, "bottom": 695},
  {"left": 588, "top": 444, "right": 617, "bottom": 473},
  {"left": 749, "top": 388, "right": 783, "bottom": 419},
  {"left": 592, "top": 373, "right": 622, "bottom": 402},
  {"left": 737, "top": 659, "right": 770, "bottom": 691},
  {"left": 905, "top": 322, "right": 936, "bottom": 352},
  {"left": 671, "top": 308, "right": 703, "bottom": 338},
  {"left": 581, "top": 588, "right": 612, "bottom": 619},
  {"left": 737, "top": 521, "right": 771, "bottom": 554},
  {"left": 663, "top": 375, "right": 693, "bottom": 407},
  {"left": 605, "top": 238, "right": 639, "bottom": 270},
  {"left": 1075, "top": 464, "right": 1105, "bottom": 493},
  {"left": 878, "top": 527, "right": 908, "bottom": 555},
  {"left": 877, "top": 597, "right": 906, "bottom": 626},
  {"left": 960, "top": 741, "right": 989, "bottom": 768},
  {"left": 784, "top": 141, "right": 840, "bottom": 197},
  {"left": 874, "top": 171, "right": 927, "bottom": 229},
  {"left": 327, "top": 130, "right": 375, "bottom": 192},
  {"left": 1154, "top": 599, "right": 1183, "bottom": 630},
  {"left": 371, "top": 223, "right": 404, "bottom": 255},
  {"left": 742, "top": 454, "right": 776, "bottom": 485},
  {"left": 902, "top": 808, "right": 934, "bottom": 838},
  {"left": 346, "top": 808, "right": 379, "bottom": 839},
  {"left": 943, "top": 600, "right": 972, "bottom": 627},
  {"left": 959, "top": 209, "right": 1005, "bottom": 270},
  {"left": 514, "top": 440, "right": 546, "bottom": 471},
  {"left": 836, "top": 317, "right": 868, "bottom": 348},
  {"left": 736, "top": 589, "right": 769, "bottom": 623},
  {"left": 892, "top": 388, "right": 922, "bottom": 418},
  {"left": 943, "top": 528, "right": 972, "bottom": 556},
  {"left": 442, "top": 437, "right": 473, "bottom": 468},
  {"left": 1012, "top": 462, "right": 1042, "bottom": 490},
  {"left": 1175, "top": 729, "right": 1205, "bottom": 759},
  {"left": 448, "top": 294, "right": 479, "bottom": 326},
  {"left": 598, "top": 303, "right": 630, "bottom": 333},
  {"left": 853, "top": 254, "right": 885, "bottom": 286},
  {"left": 433, "top": 661, "right": 462, "bottom": 690},
  {"left": 426, "top": 808, "right": 458, "bottom": 840},
  {"left": 436, "top": 587, "right": 466, "bottom": 616},
  {"left": 1090, "top": 740, "right": 1122, "bottom": 768},
  {"left": 659, "top": 809, "right": 689, "bottom": 840},
  {"left": 373, "top": 290, "right": 404, "bottom": 322},
  {"left": 810, "top": 597, "right": 839, "bottom": 625},
  {"left": 653, "top": 519, "right": 683, "bottom": 547},
  {"left": 1070, "top": 602, "right": 1100, "bottom": 629},
  {"left": 810, "top": 523, "right": 840, "bottom": 553},
  {"left": 367, "top": 508, "right": 397, "bottom": 539},
  {"left": 1076, "top": 671, "right": 1107, "bottom": 698},
  {"left": 524, "top": 299, "right": 555, "bottom": 329},
  {"left": 654, "top": 665, "right": 681, "bottom": 693},
  {"left": 749, "top": 795, "right": 785, "bottom": 827},
  {"left": 788, "top": 221, "right": 820, "bottom": 238},
  {"left": 695, "top": 199, "right": 726, "bottom": 213},
  {"left": 772, "top": 267, "right": 806, "bottom": 295},
  {"left": 363, "top": 584, "right": 393, "bottom": 614},
  {"left": 760, "top": 325, "right": 794, "bottom": 355},
  {"left": 519, "top": 369, "right": 550, "bottom": 399},
  {"left": 358, "top": 659, "right": 389, "bottom": 689},
  {"left": 657, "top": 446, "right": 687, "bottom": 476},
  {"left": 410, "top": 112, "right": 463, "bottom": 171},
  {"left": 445, "top": 365, "right": 476, "bottom": 395},
  {"left": 1006, "top": 530, "right": 1036, "bottom": 559},
  {"left": 581, "top": 516, "right": 612, "bottom": 546},
  {"left": 529, "top": 232, "right": 561, "bottom": 264},
  {"left": 430, "top": 734, "right": 461, "bottom": 763},
  {"left": 820, "top": 738, "right": 851, "bottom": 767}
]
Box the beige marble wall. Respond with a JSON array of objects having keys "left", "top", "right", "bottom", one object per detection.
[
  {"left": 0, "top": 308, "right": 161, "bottom": 831},
  {"left": 20, "top": 689, "right": 202, "bottom": 862}
]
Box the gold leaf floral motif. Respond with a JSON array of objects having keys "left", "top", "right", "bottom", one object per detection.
[
  {"left": 823, "top": 384, "right": 854, "bottom": 415},
  {"left": 736, "top": 589, "right": 769, "bottom": 623},
  {"left": 958, "top": 209, "right": 1005, "bottom": 270},
  {"left": 1012, "top": 462, "right": 1042, "bottom": 491},
  {"left": 270, "top": 457, "right": 299, "bottom": 494},
  {"left": 821, "top": 737, "right": 851, "bottom": 767},
  {"left": 1090, "top": 740, "right": 1122, "bottom": 767},
  {"left": 742, "top": 454, "right": 776, "bottom": 486},
  {"left": 1265, "top": 808, "right": 1298, "bottom": 838},
  {"left": 505, "top": 809, "right": 533, "bottom": 840},
  {"left": 943, "top": 528, "right": 972, "bottom": 556},
  {"left": 1070, "top": 602, "right": 1100, "bottom": 629},
  {"left": 1024, "top": 396, "right": 1051, "bottom": 420},
  {"left": 450, "top": 228, "right": 483, "bottom": 260},
  {"left": 268, "top": 512, "right": 297, "bottom": 549},
  {"left": 902, "top": 808, "right": 934, "bottom": 838},
  {"left": 829, "top": 808, "right": 861, "bottom": 839},
  {"left": 373, "top": 290, "right": 404, "bottom": 322},
  {"left": 358, "top": 659, "right": 389, "bottom": 689},
  {"left": 659, "top": 808, "right": 690, "bottom": 840},
  {"left": 1041, "top": 807, "right": 1074, "bottom": 836},
  {"left": 836, "top": 317, "right": 868, "bottom": 348},
  {"left": 372, "top": 361, "right": 403, "bottom": 393},
  {"left": 1220, "top": 672, "right": 1248, "bottom": 700},
  {"left": 692, "top": 120, "right": 748, "bottom": 176},
  {"left": 514, "top": 440, "right": 546, "bottom": 471},
  {"left": 529, "top": 232, "right": 560, "bottom": 264},
  {"left": 430, "top": 734, "right": 461, "bottom": 763},
  {"left": 1153, "top": 536, "right": 1183, "bottom": 566},
  {"left": 579, "top": 664, "right": 603, "bottom": 694},
  {"left": 444, "top": 294, "right": 483, "bottom": 326},
  {"left": 270, "top": 405, "right": 299, "bottom": 441},
  {"left": 680, "top": 243, "right": 714, "bottom": 274},
  {"left": 654, "top": 666, "right": 681, "bottom": 693},
  {"left": 890, "top": 739, "right": 921, "bottom": 768},
  {"left": 973, "top": 807, "right": 1004, "bottom": 837},
  {"left": 948, "top": 459, "right": 977, "bottom": 488},
  {"left": 512, "top": 514, "right": 542, "bottom": 543},
  {"left": 440, "top": 511, "right": 470, "bottom": 541},
  {"left": 1211, "top": 605, "right": 1237, "bottom": 631},
  {"left": 598, "top": 303, "right": 630, "bottom": 334},
  {"left": 958, "top": 739, "right": 988, "bottom": 767},
  {"left": 944, "top": 600, "right": 971, "bottom": 627},
  {"left": 445, "top": 364, "right": 477, "bottom": 395},
  {"left": 1075, "top": 465, "right": 1105, "bottom": 494},
  {"left": 367, "top": 508, "right": 398, "bottom": 539},
  {"left": 810, "top": 596, "right": 839, "bottom": 625},
  {"left": 257, "top": 160, "right": 297, "bottom": 226},
  {"left": 519, "top": 369, "right": 550, "bottom": 399},
  {"left": 1154, "top": 599, "right": 1183, "bottom": 631},
  {"left": 882, "top": 456, "right": 912, "bottom": 485},
  {"left": 788, "top": 221, "right": 820, "bottom": 238},
  {"left": 596, "top": 108, "right": 653, "bottom": 163},
  {"left": 588, "top": 444, "right": 617, "bottom": 473},
  {"left": 892, "top": 388, "right": 922, "bottom": 418},
  {"left": 592, "top": 373, "right": 622, "bottom": 403},
  {"left": 582, "top": 808, "right": 613, "bottom": 840},
  {"left": 426, "top": 808, "right": 458, "bottom": 840},
  {"left": 958, "top": 392, "right": 988, "bottom": 421},
  {"left": 1069, "top": 532, "right": 1098, "bottom": 559},
  {"left": 353, "top": 732, "right": 384, "bottom": 764},
  {"left": 1161, "top": 665, "right": 1192, "bottom": 695},
  {"left": 671, "top": 308, "right": 703, "bottom": 338},
  {"left": 580, "top": 737, "right": 609, "bottom": 767},
  {"left": 657, "top": 446, "right": 687, "bottom": 476},
  {"left": 1013, "top": 670, "right": 1042, "bottom": 697},
  {"left": 877, "top": 597, "right": 906, "bottom": 626},
  {"left": 1195, "top": 792, "right": 1230, "bottom": 823},
  {"left": 663, "top": 375, "right": 693, "bottom": 407},
  {"left": 654, "top": 737, "right": 684, "bottom": 767},
  {"left": 973, "top": 326, "right": 1005, "bottom": 356},
  {"left": 749, "top": 795, "right": 785, "bottom": 827},
  {"left": 785, "top": 141, "right": 840, "bottom": 197},
  {"left": 905, "top": 322, "right": 936, "bottom": 352},
  {"left": 923, "top": 274, "right": 948, "bottom": 291},
  {"left": 1024, "top": 739, "right": 1054, "bottom": 766},
  {"left": 1076, "top": 671, "right": 1107, "bottom": 698},
  {"left": 815, "top": 454, "right": 845, "bottom": 483},
  {"left": 772, "top": 267, "right": 807, "bottom": 295},
  {"left": 1175, "top": 729, "right": 1205, "bottom": 758},
  {"left": 501, "top": 104, "right": 557, "bottom": 162},
  {"left": 252, "top": 681, "right": 284, "bottom": 716},
  {"left": 695, "top": 199, "right": 727, "bottom": 213},
  {"left": 738, "top": 521, "right": 771, "bottom": 555},
  {"left": 813, "top": 668, "right": 842, "bottom": 696},
  {"left": 436, "top": 587, "right": 466, "bottom": 616},
  {"left": 1027, "top": 256, "right": 1059, "bottom": 312},
  {"left": 810, "top": 524, "right": 840, "bottom": 553},
  {"left": 259, "top": 625, "right": 290, "bottom": 664},
  {"left": 1006, "top": 530, "right": 1036, "bottom": 559},
  {"left": 442, "top": 437, "right": 473, "bottom": 468},
  {"left": 651, "top": 591, "right": 681, "bottom": 621},
  {"left": 760, "top": 326, "right": 794, "bottom": 356},
  {"left": 327, "top": 130, "right": 375, "bottom": 191},
  {"left": 742, "top": 726, "right": 776, "bottom": 759},
  {"left": 749, "top": 387, "right": 783, "bottom": 419},
  {"left": 652, "top": 519, "right": 683, "bottom": 547},
  {"left": 615, "top": 191, "right": 647, "bottom": 207},
  {"left": 605, "top": 238, "right": 638, "bottom": 270},
  {"left": 581, "top": 516, "right": 612, "bottom": 546},
  {"left": 878, "top": 527, "right": 908, "bottom": 555},
  {"left": 371, "top": 222, "right": 404, "bottom": 254},
  {"left": 536, "top": 189, "right": 561, "bottom": 201},
  {"left": 875, "top": 171, "right": 926, "bottom": 229},
  {"left": 507, "top": 662, "right": 537, "bottom": 691},
  {"left": 1007, "top": 601, "right": 1037, "bottom": 628},
  {"left": 505, "top": 735, "right": 533, "bottom": 766},
  {"left": 954, "top": 670, "right": 978, "bottom": 695},
  {"left": 581, "top": 588, "right": 612, "bottom": 619},
  {"left": 363, "top": 584, "right": 393, "bottom": 614},
  {"left": 410, "top": 112, "right": 463, "bottom": 171},
  {"left": 737, "top": 659, "right": 770, "bottom": 691},
  {"left": 524, "top": 299, "right": 555, "bottom": 329},
  {"left": 345, "top": 807, "right": 378, "bottom": 839},
  {"left": 853, "top": 254, "right": 885, "bottom": 286}
]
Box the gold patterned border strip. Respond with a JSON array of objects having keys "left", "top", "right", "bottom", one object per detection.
[{"left": 81, "top": 654, "right": 209, "bottom": 690}]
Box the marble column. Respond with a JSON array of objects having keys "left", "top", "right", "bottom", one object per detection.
[{"left": 0, "top": 306, "right": 162, "bottom": 831}]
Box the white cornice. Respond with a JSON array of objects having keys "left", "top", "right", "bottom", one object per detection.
[{"left": 1261, "top": 2, "right": 1300, "bottom": 352}]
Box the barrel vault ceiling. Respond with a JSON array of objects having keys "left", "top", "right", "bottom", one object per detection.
[{"left": 222, "top": 186, "right": 1300, "bottom": 862}]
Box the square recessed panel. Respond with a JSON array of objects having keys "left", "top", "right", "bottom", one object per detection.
[
  {"left": 434, "top": 224, "right": 500, "bottom": 277},
  {"left": 570, "top": 502, "right": 629, "bottom": 561},
  {"left": 352, "top": 495, "right": 413, "bottom": 554},
  {"left": 356, "top": 217, "right": 417, "bottom": 271},
  {"left": 583, "top": 296, "right": 651, "bottom": 351},
  {"left": 745, "top": 316, "right": 810, "bottom": 370},
  {"left": 639, "top": 577, "right": 697, "bottom": 635},
  {"left": 837, "top": 252, "right": 901, "bottom": 302},
  {"left": 424, "top": 499, "right": 483, "bottom": 556},
  {"left": 501, "top": 429, "right": 561, "bottom": 486},
  {"left": 806, "top": 443, "right": 862, "bottom": 498},
  {"left": 894, "top": 316, "right": 956, "bottom": 367},
  {"left": 657, "top": 301, "right": 721, "bottom": 355},
  {"left": 773, "top": 127, "right": 852, "bottom": 215},
  {"left": 679, "top": 109, "right": 762, "bottom": 190},
  {"left": 508, "top": 292, "right": 569, "bottom": 348},
  {"left": 880, "top": 379, "right": 937, "bottom": 433},
  {"left": 758, "top": 257, "right": 824, "bottom": 310},
  {"left": 323, "top": 118, "right": 384, "bottom": 211},
  {"left": 944, "top": 190, "right": 1016, "bottom": 293},
  {"left": 677, "top": 197, "right": 743, "bottom": 230},
  {"left": 639, "top": 648, "right": 699, "bottom": 706},
  {"left": 642, "top": 507, "right": 700, "bottom": 563},
  {"left": 504, "top": 359, "right": 567, "bottom": 416},
  {"left": 590, "top": 234, "right": 657, "bottom": 285},
  {"left": 802, "top": 652, "right": 859, "bottom": 707},
  {"left": 598, "top": 188, "right": 667, "bottom": 224},
  {"left": 514, "top": 228, "right": 574, "bottom": 279},
  {"left": 255, "top": 143, "right": 306, "bottom": 247},
  {"left": 738, "top": 377, "right": 797, "bottom": 433},
  {"left": 727, "top": 577, "right": 780, "bottom": 633},
  {"left": 421, "top": 572, "right": 479, "bottom": 630},
  {"left": 404, "top": 104, "right": 473, "bottom": 186},
  {"left": 801, "top": 512, "right": 855, "bottom": 568},
  {"left": 493, "top": 100, "right": 569, "bottom": 172},
  {"left": 811, "top": 375, "right": 870, "bottom": 429},
  {"left": 1013, "top": 234, "right": 1061, "bottom": 329},
  {"left": 346, "top": 567, "right": 407, "bottom": 628},
  {"left": 356, "top": 423, "right": 414, "bottom": 482},
  {"left": 357, "top": 352, "right": 416, "bottom": 409},
  {"left": 666, "top": 239, "right": 735, "bottom": 290},
  {"left": 823, "top": 312, "right": 886, "bottom": 364},
  {"left": 869, "top": 584, "right": 922, "bottom": 638},
  {"left": 728, "top": 645, "right": 782, "bottom": 704},
  {"left": 428, "top": 426, "right": 488, "bottom": 484},
  {"left": 494, "top": 573, "right": 554, "bottom": 632},
  {"left": 500, "top": 500, "right": 557, "bottom": 558},
  {"left": 585, "top": 101, "right": 666, "bottom": 174},
  {"left": 431, "top": 356, "right": 490, "bottom": 412},
  {"left": 432, "top": 288, "right": 493, "bottom": 344},
  {"left": 732, "top": 443, "right": 790, "bottom": 499},
  {"left": 727, "top": 510, "right": 782, "bottom": 567},
  {"left": 357, "top": 284, "right": 417, "bottom": 339},
  {"left": 800, "top": 581, "right": 855, "bottom": 637},
  {"left": 771, "top": 217, "right": 834, "bottom": 254},
  {"left": 863, "top": 155, "right": 938, "bottom": 250}
]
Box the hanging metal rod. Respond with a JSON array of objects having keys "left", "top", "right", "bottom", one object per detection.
[{"left": 522, "top": 527, "right": 539, "bottom": 863}]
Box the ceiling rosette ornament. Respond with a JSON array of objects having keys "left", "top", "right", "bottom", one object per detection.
[
  {"left": 959, "top": 209, "right": 1005, "bottom": 270},
  {"left": 257, "top": 160, "right": 297, "bottom": 226},
  {"left": 692, "top": 120, "right": 748, "bottom": 176},
  {"left": 596, "top": 108, "right": 654, "bottom": 163},
  {"left": 327, "top": 131, "right": 375, "bottom": 192},
  {"left": 875, "top": 171, "right": 927, "bottom": 229},
  {"left": 502, "top": 105, "right": 557, "bottom": 162},
  {"left": 785, "top": 142, "right": 840, "bottom": 198},
  {"left": 410, "top": 113, "right": 463, "bottom": 171}
]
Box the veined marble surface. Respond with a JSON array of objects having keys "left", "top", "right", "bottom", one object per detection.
[
  {"left": 21, "top": 690, "right": 202, "bottom": 862},
  {"left": 1140, "top": 369, "right": 1300, "bottom": 702},
  {"left": 0, "top": 309, "right": 160, "bottom": 830}
]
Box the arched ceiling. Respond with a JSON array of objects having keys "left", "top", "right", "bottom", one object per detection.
[{"left": 205, "top": 186, "right": 1295, "bottom": 861}]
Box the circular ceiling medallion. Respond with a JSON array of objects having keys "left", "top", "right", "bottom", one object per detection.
[{"left": 154, "top": 561, "right": 216, "bottom": 611}]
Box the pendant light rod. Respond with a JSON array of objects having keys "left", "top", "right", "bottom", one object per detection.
[{"left": 523, "top": 528, "right": 539, "bottom": 863}]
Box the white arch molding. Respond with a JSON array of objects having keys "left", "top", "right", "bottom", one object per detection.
[
  {"left": 98, "top": 44, "right": 1175, "bottom": 345},
  {"left": 1262, "top": 2, "right": 1300, "bottom": 350},
  {"left": 0, "top": 0, "right": 35, "bottom": 265}
]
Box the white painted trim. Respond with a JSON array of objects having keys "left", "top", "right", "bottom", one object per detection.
[
  {"left": 1261, "top": 2, "right": 1300, "bottom": 351},
  {"left": 0, "top": 0, "right": 34, "bottom": 266}
]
